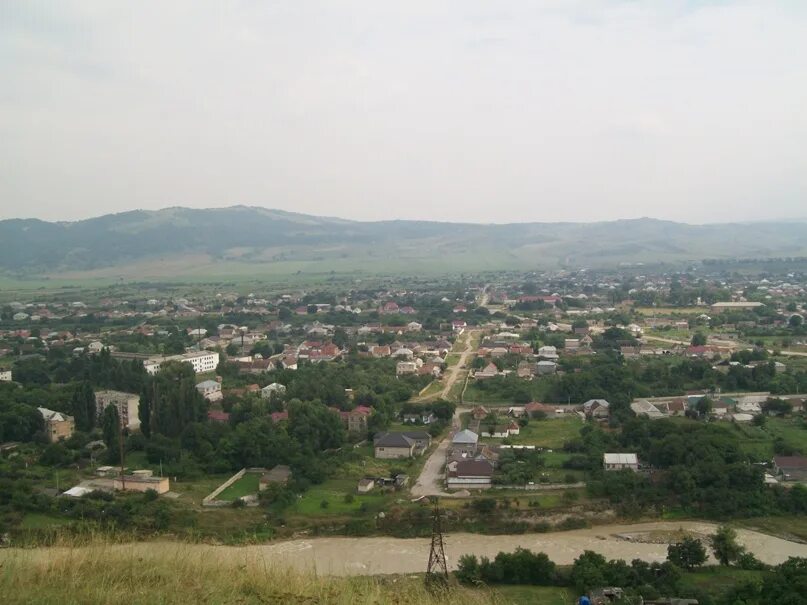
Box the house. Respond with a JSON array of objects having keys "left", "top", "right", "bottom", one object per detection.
[
  {"left": 269, "top": 411, "right": 289, "bottom": 423},
  {"left": 207, "top": 410, "right": 230, "bottom": 423},
  {"left": 603, "top": 453, "right": 639, "bottom": 472},
  {"left": 535, "top": 360, "right": 557, "bottom": 375},
  {"left": 338, "top": 405, "right": 372, "bottom": 433},
  {"left": 583, "top": 399, "right": 610, "bottom": 419},
  {"left": 195, "top": 379, "right": 223, "bottom": 402},
  {"left": 446, "top": 459, "right": 494, "bottom": 489},
  {"left": 357, "top": 478, "right": 375, "bottom": 493},
  {"left": 0, "top": 368, "right": 11, "bottom": 382},
  {"left": 480, "top": 421, "right": 520, "bottom": 438},
  {"left": 373, "top": 431, "right": 431, "bottom": 459},
  {"left": 773, "top": 456, "right": 807, "bottom": 482},
  {"left": 451, "top": 429, "right": 479, "bottom": 455},
  {"left": 95, "top": 390, "right": 141, "bottom": 430},
  {"left": 471, "top": 406, "right": 490, "bottom": 420},
  {"left": 406, "top": 322, "right": 423, "bottom": 332},
  {"left": 452, "top": 320, "right": 467, "bottom": 332},
  {"left": 474, "top": 362, "right": 500, "bottom": 380},
  {"left": 38, "top": 407, "right": 75, "bottom": 442},
  {"left": 393, "top": 347, "right": 414, "bottom": 359},
  {"left": 396, "top": 361, "right": 418, "bottom": 376},
  {"left": 403, "top": 411, "right": 437, "bottom": 425},
  {"left": 261, "top": 383, "right": 286, "bottom": 398},
  {"left": 630, "top": 400, "right": 665, "bottom": 420},
  {"left": 369, "top": 345, "right": 391, "bottom": 358},
  {"left": 260, "top": 465, "right": 292, "bottom": 489},
  {"left": 113, "top": 474, "right": 170, "bottom": 494}
]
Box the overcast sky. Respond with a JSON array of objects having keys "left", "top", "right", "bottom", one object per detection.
[{"left": 2, "top": 1, "right": 806, "bottom": 224}]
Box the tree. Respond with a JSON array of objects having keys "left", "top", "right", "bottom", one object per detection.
[
  {"left": 696, "top": 396, "right": 713, "bottom": 419},
  {"left": 789, "top": 314, "right": 804, "bottom": 328},
  {"left": 710, "top": 525, "right": 745, "bottom": 566},
  {"left": 101, "top": 405, "right": 121, "bottom": 464},
  {"left": 667, "top": 537, "right": 707, "bottom": 570},
  {"left": 71, "top": 381, "right": 97, "bottom": 432},
  {"left": 691, "top": 332, "right": 707, "bottom": 346}
]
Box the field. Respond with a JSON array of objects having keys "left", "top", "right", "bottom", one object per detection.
[
  {"left": 0, "top": 545, "right": 498, "bottom": 605},
  {"left": 505, "top": 417, "right": 584, "bottom": 449},
  {"left": 720, "top": 416, "right": 807, "bottom": 460},
  {"left": 290, "top": 478, "right": 390, "bottom": 516},
  {"left": 217, "top": 473, "right": 261, "bottom": 501}
]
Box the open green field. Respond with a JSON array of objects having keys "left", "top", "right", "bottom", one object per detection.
[
  {"left": 735, "top": 515, "right": 807, "bottom": 542},
  {"left": 719, "top": 416, "right": 807, "bottom": 460},
  {"left": 506, "top": 417, "right": 584, "bottom": 449},
  {"left": 290, "top": 478, "right": 390, "bottom": 516},
  {"left": 446, "top": 353, "right": 461, "bottom": 367},
  {"left": 217, "top": 473, "right": 261, "bottom": 501},
  {"left": 489, "top": 585, "right": 572, "bottom": 605}
]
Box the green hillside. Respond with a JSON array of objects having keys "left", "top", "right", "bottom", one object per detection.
[{"left": 2, "top": 206, "right": 807, "bottom": 280}]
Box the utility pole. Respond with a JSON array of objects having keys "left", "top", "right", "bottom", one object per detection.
[{"left": 425, "top": 497, "right": 449, "bottom": 589}]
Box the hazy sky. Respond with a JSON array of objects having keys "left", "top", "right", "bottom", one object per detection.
[{"left": 2, "top": 1, "right": 807, "bottom": 224}]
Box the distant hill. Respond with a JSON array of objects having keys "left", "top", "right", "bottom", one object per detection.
[{"left": 2, "top": 206, "right": 807, "bottom": 278}]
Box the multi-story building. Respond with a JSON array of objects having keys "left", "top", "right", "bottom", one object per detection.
[
  {"left": 95, "top": 390, "right": 141, "bottom": 430},
  {"left": 144, "top": 351, "right": 220, "bottom": 375},
  {"left": 38, "top": 407, "right": 75, "bottom": 442}
]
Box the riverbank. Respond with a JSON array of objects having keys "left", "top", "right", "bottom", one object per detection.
[{"left": 4, "top": 521, "right": 806, "bottom": 577}]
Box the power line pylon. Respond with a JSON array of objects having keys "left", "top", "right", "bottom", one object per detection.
[{"left": 425, "top": 496, "right": 449, "bottom": 589}]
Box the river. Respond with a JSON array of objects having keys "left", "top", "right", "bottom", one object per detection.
[{"left": 4, "top": 521, "right": 806, "bottom": 576}]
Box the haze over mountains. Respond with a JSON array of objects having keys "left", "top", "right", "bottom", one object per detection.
[{"left": 2, "top": 206, "right": 807, "bottom": 278}]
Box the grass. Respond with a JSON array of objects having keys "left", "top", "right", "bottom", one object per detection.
[
  {"left": 489, "top": 585, "right": 572, "bottom": 605},
  {"left": 734, "top": 515, "right": 807, "bottom": 542},
  {"left": 20, "top": 513, "right": 69, "bottom": 530},
  {"left": 504, "top": 417, "right": 584, "bottom": 449},
  {"left": 0, "top": 545, "right": 500, "bottom": 605},
  {"left": 445, "top": 353, "right": 461, "bottom": 367},
  {"left": 717, "top": 416, "right": 807, "bottom": 460},
  {"left": 291, "top": 478, "right": 389, "bottom": 516},
  {"left": 217, "top": 473, "right": 261, "bottom": 501}
]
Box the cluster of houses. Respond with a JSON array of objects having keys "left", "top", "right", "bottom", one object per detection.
[{"left": 630, "top": 393, "right": 805, "bottom": 423}]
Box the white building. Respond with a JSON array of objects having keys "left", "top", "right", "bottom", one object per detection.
[
  {"left": 261, "top": 383, "right": 286, "bottom": 398},
  {"left": 144, "top": 351, "right": 220, "bottom": 375},
  {"left": 195, "top": 380, "right": 223, "bottom": 402},
  {"left": 603, "top": 453, "right": 639, "bottom": 472},
  {"left": 0, "top": 369, "right": 11, "bottom": 382}
]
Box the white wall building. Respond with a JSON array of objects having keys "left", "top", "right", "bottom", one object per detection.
[{"left": 144, "top": 351, "right": 220, "bottom": 375}]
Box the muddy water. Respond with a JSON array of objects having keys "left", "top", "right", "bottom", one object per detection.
[{"left": 5, "top": 521, "right": 807, "bottom": 576}]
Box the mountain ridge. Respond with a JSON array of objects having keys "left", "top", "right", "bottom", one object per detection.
[{"left": 2, "top": 206, "right": 807, "bottom": 276}]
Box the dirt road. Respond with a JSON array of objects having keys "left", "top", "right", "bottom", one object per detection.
[{"left": 410, "top": 405, "right": 468, "bottom": 498}]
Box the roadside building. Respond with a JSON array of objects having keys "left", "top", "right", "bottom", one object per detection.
[{"left": 446, "top": 459, "right": 494, "bottom": 489}]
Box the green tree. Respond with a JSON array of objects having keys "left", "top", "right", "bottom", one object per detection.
[
  {"left": 667, "top": 537, "right": 707, "bottom": 570},
  {"left": 691, "top": 332, "right": 707, "bottom": 346},
  {"left": 711, "top": 526, "right": 745, "bottom": 566},
  {"left": 102, "top": 405, "right": 121, "bottom": 463}
]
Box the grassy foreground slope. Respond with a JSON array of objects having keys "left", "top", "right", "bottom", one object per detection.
[{"left": 0, "top": 544, "right": 504, "bottom": 605}]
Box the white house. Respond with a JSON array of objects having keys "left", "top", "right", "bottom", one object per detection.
[
  {"left": 195, "top": 380, "right": 223, "bottom": 402},
  {"left": 261, "top": 383, "right": 287, "bottom": 398},
  {"left": 0, "top": 369, "right": 11, "bottom": 382},
  {"left": 537, "top": 346, "right": 558, "bottom": 360},
  {"left": 603, "top": 453, "right": 639, "bottom": 472}
]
